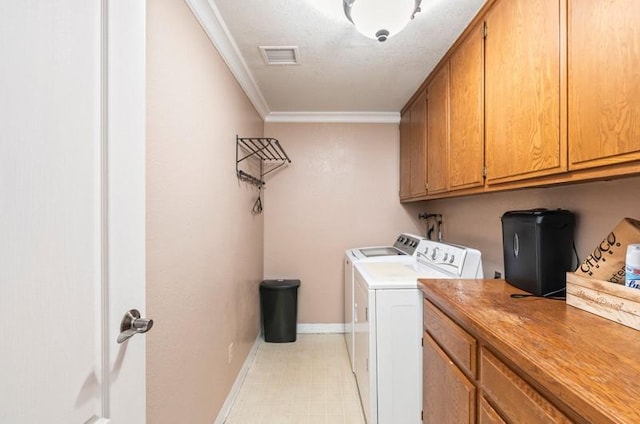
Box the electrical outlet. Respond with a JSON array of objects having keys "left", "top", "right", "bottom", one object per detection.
[
  {"left": 228, "top": 343, "right": 234, "bottom": 364},
  {"left": 494, "top": 270, "right": 502, "bottom": 279}
]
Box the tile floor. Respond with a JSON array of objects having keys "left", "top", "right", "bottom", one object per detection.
[{"left": 225, "top": 334, "right": 366, "bottom": 424}]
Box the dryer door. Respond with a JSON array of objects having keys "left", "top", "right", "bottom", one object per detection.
[{"left": 353, "top": 271, "right": 375, "bottom": 424}]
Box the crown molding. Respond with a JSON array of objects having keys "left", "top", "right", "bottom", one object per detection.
[
  {"left": 184, "top": 1, "right": 403, "bottom": 125},
  {"left": 265, "top": 111, "right": 401, "bottom": 124},
  {"left": 185, "top": 0, "right": 270, "bottom": 119}
]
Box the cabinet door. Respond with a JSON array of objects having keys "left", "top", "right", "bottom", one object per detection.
[
  {"left": 449, "top": 24, "right": 484, "bottom": 191},
  {"left": 481, "top": 348, "right": 571, "bottom": 424},
  {"left": 427, "top": 65, "right": 449, "bottom": 194},
  {"left": 568, "top": 0, "right": 640, "bottom": 169},
  {"left": 423, "top": 300, "right": 477, "bottom": 377},
  {"left": 410, "top": 91, "right": 428, "bottom": 197},
  {"left": 479, "top": 397, "right": 506, "bottom": 424},
  {"left": 485, "top": 0, "right": 564, "bottom": 184},
  {"left": 399, "top": 109, "right": 412, "bottom": 199},
  {"left": 423, "top": 333, "right": 475, "bottom": 424},
  {"left": 353, "top": 273, "right": 372, "bottom": 424}
]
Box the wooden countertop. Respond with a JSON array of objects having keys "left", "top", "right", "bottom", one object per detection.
[{"left": 418, "top": 278, "right": 640, "bottom": 424}]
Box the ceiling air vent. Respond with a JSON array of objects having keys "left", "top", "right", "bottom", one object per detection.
[{"left": 259, "top": 46, "right": 300, "bottom": 65}]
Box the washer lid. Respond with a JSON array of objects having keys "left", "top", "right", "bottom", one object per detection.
[
  {"left": 358, "top": 262, "right": 418, "bottom": 280},
  {"left": 358, "top": 246, "right": 407, "bottom": 257},
  {"left": 356, "top": 262, "right": 452, "bottom": 289}
]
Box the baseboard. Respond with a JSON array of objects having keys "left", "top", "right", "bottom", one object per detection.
[
  {"left": 297, "top": 323, "right": 345, "bottom": 334},
  {"left": 214, "top": 333, "right": 262, "bottom": 424}
]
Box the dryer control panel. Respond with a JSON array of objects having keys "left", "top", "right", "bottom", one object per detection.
[
  {"left": 416, "top": 240, "right": 482, "bottom": 278},
  {"left": 392, "top": 233, "right": 423, "bottom": 255}
]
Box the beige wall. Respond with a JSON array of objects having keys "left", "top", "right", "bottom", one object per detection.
[
  {"left": 263, "top": 122, "right": 424, "bottom": 324},
  {"left": 264, "top": 117, "right": 640, "bottom": 325},
  {"left": 145, "top": 1, "right": 640, "bottom": 419},
  {"left": 146, "top": 0, "right": 263, "bottom": 422},
  {"left": 422, "top": 176, "right": 640, "bottom": 277}
]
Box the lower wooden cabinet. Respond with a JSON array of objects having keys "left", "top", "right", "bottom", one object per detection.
[
  {"left": 481, "top": 349, "right": 571, "bottom": 424},
  {"left": 421, "top": 279, "right": 640, "bottom": 424},
  {"left": 423, "top": 298, "right": 573, "bottom": 424},
  {"left": 423, "top": 333, "right": 475, "bottom": 424},
  {"left": 479, "top": 397, "right": 506, "bottom": 424}
]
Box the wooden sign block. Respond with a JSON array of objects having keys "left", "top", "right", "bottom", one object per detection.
[{"left": 566, "top": 273, "right": 640, "bottom": 331}]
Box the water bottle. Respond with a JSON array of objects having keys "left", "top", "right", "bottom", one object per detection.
[{"left": 625, "top": 244, "right": 640, "bottom": 289}]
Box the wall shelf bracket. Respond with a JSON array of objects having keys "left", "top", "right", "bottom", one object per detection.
[{"left": 236, "top": 135, "right": 291, "bottom": 187}]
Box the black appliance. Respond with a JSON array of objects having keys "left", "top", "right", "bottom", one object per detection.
[{"left": 501, "top": 209, "right": 575, "bottom": 296}]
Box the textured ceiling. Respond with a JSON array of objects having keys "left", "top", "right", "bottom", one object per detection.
[{"left": 212, "top": 0, "right": 485, "bottom": 113}]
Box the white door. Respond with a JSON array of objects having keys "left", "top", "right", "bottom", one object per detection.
[{"left": 0, "top": 1, "right": 146, "bottom": 423}]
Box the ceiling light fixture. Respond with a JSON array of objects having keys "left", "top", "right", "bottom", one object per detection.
[{"left": 343, "top": 0, "right": 422, "bottom": 42}]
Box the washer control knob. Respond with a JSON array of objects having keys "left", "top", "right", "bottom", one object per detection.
[
  {"left": 431, "top": 247, "right": 439, "bottom": 260},
  {"left": 449, "top": 254, "right": 455, "bottom": 264},
  {"left": 443, "top": 253, "right": 449, "bottom": 262}
]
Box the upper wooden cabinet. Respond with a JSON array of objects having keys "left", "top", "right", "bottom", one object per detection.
[
  {"left": 427, "top": 64, "right": 449, "bottom": 195},
  {"left": 399, "top": 110, "right": 412, "bottom": 199},
  {"left": 568, "top": 0, "right": 640, "bottom": 170},
  {"left": 400, "top": 0, "right": 640, "bottom": 202},
  {"left": 410, "top": 91, "right": 428, "bottom": 198},
  {"left": 399, "top": 91, "right": 427, "bottom": 200},
  {"left": 449, "top": 23, "right": 485, "bottom": 192},
  {"left": 424, "top": 22, "right": 485, "bottom": 198},
  {"left": 484, "top": 0, "right": 565, "bottom": 184}
]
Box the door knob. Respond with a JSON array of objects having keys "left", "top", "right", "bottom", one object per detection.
[{"left": 117, "top": 309, "right": 153, "bottom": 344}]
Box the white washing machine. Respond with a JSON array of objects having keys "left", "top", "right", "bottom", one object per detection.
[
  {"left": 344, "top": 234, "right": 424, "bottom": 372},
  {"left": 353, "top": 240, "right": 483, "bottom": 424}
]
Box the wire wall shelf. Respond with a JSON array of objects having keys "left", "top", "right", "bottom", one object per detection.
[{"left": 236, "top": 136, "right": 291, "bottom": 187}]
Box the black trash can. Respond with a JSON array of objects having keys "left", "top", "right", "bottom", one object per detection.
[{"left": 259, "top": 279, "right": 300, "bottom": 343}]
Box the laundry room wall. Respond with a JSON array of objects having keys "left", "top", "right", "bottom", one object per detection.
[
  {"left": 146, "top": 0, "right": 264, "bottom": 422},
  {"left": 263, "top": 122, "right": 424, "bottom": 325},
  {"left": 421, "top": 176, "right": 640, "bottom": 277}
]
